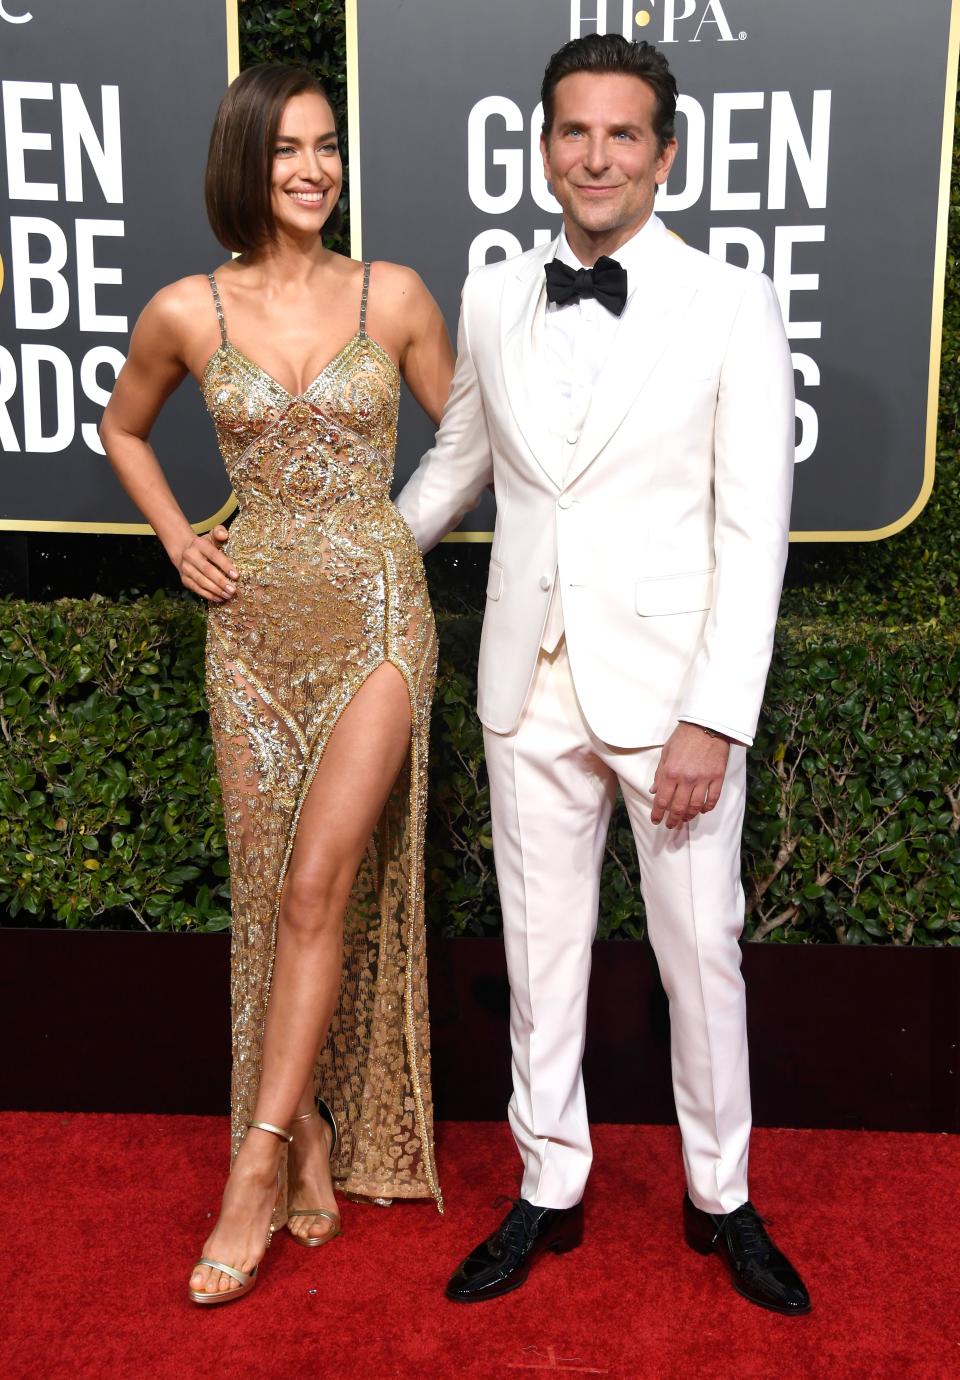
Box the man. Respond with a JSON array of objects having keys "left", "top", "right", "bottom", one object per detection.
[{"left": 396, "top": 34, "right": 809, "bottom": 1315}]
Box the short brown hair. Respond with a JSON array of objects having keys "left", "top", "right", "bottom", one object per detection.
[
  {"left": 541, "top": 34, "right": 678, "bottom": 151},
  {"left": 204, "top": 64, "right": 341, "bottom": 254}
]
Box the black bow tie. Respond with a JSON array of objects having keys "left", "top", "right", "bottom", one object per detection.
[{"left": 544, "top": 255, "right": 628, "bottom": 316}]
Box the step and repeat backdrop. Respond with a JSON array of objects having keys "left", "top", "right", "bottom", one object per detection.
[
  {"left": 1, "top": 1, "right": 957, "bottom": 540},
  {"left": 350, "top": 0, "right": 959, "bottom": 539},
  {"left": 0, "top": 0, "right": 236, "bottom": 533}
]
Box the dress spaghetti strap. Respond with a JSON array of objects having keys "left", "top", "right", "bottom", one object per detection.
[
  {"left": 207, "top": 273, "right": 228, "bottom": 346},
  {"left": 358, "top": 261, "right": 371, "bottom": 339}
]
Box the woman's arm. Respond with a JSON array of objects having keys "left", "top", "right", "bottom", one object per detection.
[
  {"left": 370, "top": 263, "right": 455, "bottom": 425},
  {"left": 394, "top": 275, "right": 495, "bottom": 553},
  {"left": 99, "top": 279, "right": 238, "bottom": 603}
]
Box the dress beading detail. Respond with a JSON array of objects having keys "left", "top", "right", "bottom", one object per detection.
[{"left": 200, "top": 267, "right": 441, "bottom": 1215}]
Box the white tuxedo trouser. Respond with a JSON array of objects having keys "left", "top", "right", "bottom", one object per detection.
[{"left": 483, "top": 642, "right": 752, "bottom": 1216}]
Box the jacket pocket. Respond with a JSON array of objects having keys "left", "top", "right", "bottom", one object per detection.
[
  {"left": 486, "top": 559, "right": 503, "bottom": 601},
  {"left": 635, "top": 568, "right": 714, "bottom": 616}
]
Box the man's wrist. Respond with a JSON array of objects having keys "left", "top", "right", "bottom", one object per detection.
[{"left": 684, "top": 721, "right": 735, "bottom": 744}]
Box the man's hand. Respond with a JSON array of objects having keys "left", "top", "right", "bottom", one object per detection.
[{"left": 650, "top": 722, "right": 731, "bottom": 829}]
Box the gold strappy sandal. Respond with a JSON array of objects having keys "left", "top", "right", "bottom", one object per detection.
[
  {"left": 188, "top": 1120, "right": 292, "bottom": 1306},
  {"left": 287, "top": 1098, "right": 342, "bottom": 1248}
]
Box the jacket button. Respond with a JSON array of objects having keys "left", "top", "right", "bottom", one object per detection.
[
  {"left": 566, "top": 431, "right": 580, "bottom": 445},
  {"left": 539, "top": 574, "right": 552, "bottom": 591},
  {"left": 558, "top": 494, "right": 573, "bottom": 509}
]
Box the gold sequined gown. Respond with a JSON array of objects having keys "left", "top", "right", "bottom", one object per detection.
[{"left": 199, "top": 264, "right": 441, "bottom": 1214}]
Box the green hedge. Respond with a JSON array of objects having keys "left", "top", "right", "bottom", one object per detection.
[
  {"left": 1, "top": 595, "right": 957, "bottom": 944},
  {"left": 0, "top": 598, "right": 228, "bottom": 932}
]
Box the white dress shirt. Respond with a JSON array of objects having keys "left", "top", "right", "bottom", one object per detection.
[
  {"left": 539, "top": 215, "right": 661, "bottom": 653},
  {"left": 542, "top": 217, "right": 661, "bottom": 431}
]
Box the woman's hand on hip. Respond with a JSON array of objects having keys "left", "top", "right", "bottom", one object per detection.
[{"left": 177, "top": 524, "right": 238, "bottom": 602}]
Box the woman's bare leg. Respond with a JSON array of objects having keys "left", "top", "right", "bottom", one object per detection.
[{"left": 190, "top": 664, "right": 412, "bottom": 1294}]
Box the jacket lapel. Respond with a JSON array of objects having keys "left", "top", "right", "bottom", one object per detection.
[
  {"left": 500, "top": 239, "right": 563, "bottom": 489},
  {"left": 565, "top": 227, "right": 697, "bottom": 488}
]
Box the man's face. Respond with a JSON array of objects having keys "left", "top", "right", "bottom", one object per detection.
[{"left": 540, "top": 72, "right": 677, "bottom": 249}]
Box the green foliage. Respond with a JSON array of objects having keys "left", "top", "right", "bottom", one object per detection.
[
  {"left": 743, "top": 622, "right": 960, "bottom": 946},
  {"left": 424, "top": 608, "right": 960, "bottom": 946},
  {"left": 3, "top": 595, "right": 955, "bottom": 945},
  {"left": 0, "top": 597, "right": 231, "bottom": 932},
  {"left": 427, "top": 610, "right": 497, "bottom": 936},
  {"left": 239, "top": 2, "right": 347, "bottom": 105}
]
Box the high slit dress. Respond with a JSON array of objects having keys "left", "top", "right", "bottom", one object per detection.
[{"left": 199, "top": 264, "right": 442, "bottom": 1216}]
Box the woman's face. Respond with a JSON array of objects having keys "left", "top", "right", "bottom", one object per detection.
[{"left": 270, "top": 91, "right": 342, "bottom": 239}]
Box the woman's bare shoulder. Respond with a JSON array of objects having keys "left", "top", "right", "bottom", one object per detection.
[
  {"left": 368, "top": 259, "right": 433, "bottom": 306},
  {"left": 141, "top": 273, "right": 220, "bottom": 331}
]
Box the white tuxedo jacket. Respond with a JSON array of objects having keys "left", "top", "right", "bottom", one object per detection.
[{"left": 396, "top": 218, "right": 795, "bottom": 748}]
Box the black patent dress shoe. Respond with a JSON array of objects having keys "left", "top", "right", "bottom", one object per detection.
[
  {"left": 683, "top": 1193, "right": 811, "bottom": 1316},
  {"left": 445, "top": 1197, "right": 584, "bottom": 1302}
]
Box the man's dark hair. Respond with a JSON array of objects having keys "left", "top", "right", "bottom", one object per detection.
[
  {"left": 205, "top": 64, "right": 342, "bottom": 255},
  {"left": 541, "top": 34, "right": 678, "bottom": 151}
]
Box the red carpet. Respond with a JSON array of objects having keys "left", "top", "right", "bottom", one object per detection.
[{"left": 2, "top": 1115, "right": 958, "bottom": 1379}]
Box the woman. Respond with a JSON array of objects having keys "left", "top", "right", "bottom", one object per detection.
[{"left": 100, "top": 64, "right": 454, "bottom": 1304}]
